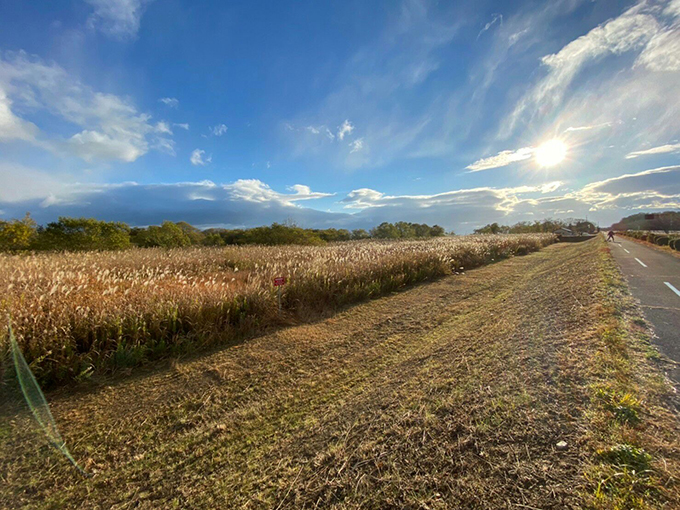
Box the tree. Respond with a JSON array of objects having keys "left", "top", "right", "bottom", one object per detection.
[
  {"left": 430, "top": 225, "right": 446, "bottom": 237},
  {"left": 474, "top": 222, "right": 505, "bottom": 234},
  {"left": 394, "top": 221, "right": 416, "bottom": 238},
  {"left": 132, "top": 222, "right": 192, "bottom": 248},
  {"left": 0, "top": 213, "right": 37, "bottom": 251},
  {"left": 370, "top": 222, "right": 401, "bottom": 239},
  {"left": 176, "top": 221, "right": 205, "bottom": 245},
  {"left": 351, "top": 229, "right": 370, "bottom": 240},
  {"left": 37, "top": 217, "right": 130, "bottom": 251}
]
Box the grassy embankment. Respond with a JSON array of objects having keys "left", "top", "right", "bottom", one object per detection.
[{"left": 0, "top": 237, "right": 677, "bottom": 508}]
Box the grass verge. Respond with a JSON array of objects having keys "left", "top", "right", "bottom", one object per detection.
[{"left": 582, "top": 241, "right": 679, "bottom": 509}]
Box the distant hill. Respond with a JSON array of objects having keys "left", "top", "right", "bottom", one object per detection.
[{"left": 610, "top": 211, "right": 680, "bottom": 232}]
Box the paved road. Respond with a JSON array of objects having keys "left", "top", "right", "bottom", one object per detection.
[{"left": 609, "top": 235, "right": 680, "bottom": 382}]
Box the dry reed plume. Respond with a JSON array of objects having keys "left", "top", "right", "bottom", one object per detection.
[{"left": 0, "top": 234, "right": 554, "bottom": 385}]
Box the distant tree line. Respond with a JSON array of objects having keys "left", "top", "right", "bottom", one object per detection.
[
  {"left": 0, "top": 215, "right": 447, "bottom": 252},
  {"left": 610, "top": 211, "right": 679, "bottom": 233},
  {"left": 473, "top": 218, "right": 596, "bottom": 235}
]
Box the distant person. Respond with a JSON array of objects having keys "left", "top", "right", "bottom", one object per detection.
[{"left": 607, "top": 230, "right": 615, "bottom": 242}]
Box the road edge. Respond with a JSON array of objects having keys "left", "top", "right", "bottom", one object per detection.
[{"left": 580, "top": 238, "right": 679, "bottom": 508}]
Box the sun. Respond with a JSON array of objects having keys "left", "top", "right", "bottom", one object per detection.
[{"left": 535, "top": 139, "right": 567, "bottom": 167}]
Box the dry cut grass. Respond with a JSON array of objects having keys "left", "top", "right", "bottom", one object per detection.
[
  {"left": 0, "top": 238, "right": 677, "bottom": 509},
  {"left": 0, "top": 234, "right": 553, "bottom": 385}
]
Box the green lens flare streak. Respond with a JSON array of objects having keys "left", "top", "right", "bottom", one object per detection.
[{"left": 9, "top": 325, "right": 89, "bottom": 477}]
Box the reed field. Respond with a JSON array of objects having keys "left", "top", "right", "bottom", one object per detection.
[{"left": 0, "top": 234, "right": 554, "bottom": 386}]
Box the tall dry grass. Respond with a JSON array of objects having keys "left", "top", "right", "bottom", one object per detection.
[{"left": 0, "top": 234, "right": 554, "bottom": 385}]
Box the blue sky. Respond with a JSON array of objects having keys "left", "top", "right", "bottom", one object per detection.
[{"left": 1, "top": 0, "right": 679, "bottom": 232}]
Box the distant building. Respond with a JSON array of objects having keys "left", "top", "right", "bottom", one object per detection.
[{"left": 554, "top": 227, "right": 573, "bottom": 236}]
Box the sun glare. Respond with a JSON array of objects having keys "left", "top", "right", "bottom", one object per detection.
[{"left": 535, "top": 139, "right": 567, "bottom": 167}]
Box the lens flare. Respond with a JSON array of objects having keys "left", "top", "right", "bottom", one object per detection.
[{"left": 535, "top": 139, "right": 567, "bottom": 167}]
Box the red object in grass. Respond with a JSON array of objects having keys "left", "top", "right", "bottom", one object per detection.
[{"left": 274, "top": 276, "right": 286, "bottom": 286}]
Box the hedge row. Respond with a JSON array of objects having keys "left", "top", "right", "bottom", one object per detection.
[{"left": 620, "top": 231, "right": 680, "bottom": 251}]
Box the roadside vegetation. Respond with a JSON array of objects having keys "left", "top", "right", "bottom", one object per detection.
[
  {"left": 581, "top": 240, "right": 679, "bottom": 508},
  {"left": 0, "top": 234, "right": 553, "bottom": 386},
  {"left": 618, "top": 230, "right": 680, "bottom": 252},
  {"left": 474, "top": 217, "right": 597, "bottom": 234}
]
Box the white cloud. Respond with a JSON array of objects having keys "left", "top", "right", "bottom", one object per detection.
[
  {"left": 564, "top": 122, "right": 612, "bottom": 132},
  {"left": 503, "top": 3, "right": 661, "bottom": 135},
  {"left": 173, "top": 123, "right": 189, "bottom": 130},
  {"left": 190, "top": 148, "right": 211, "bottom": 166},
  {"left": 575, "top": 166, "right": 680, "bottom": 210},
  {"left": 349, "top": 138, "right": 364, "bottom": 153},
  {"left": 466, "top": 147, "right": 534, "bottom": 172},
  {"left": 666, "top": 0, "right": 680, "bottom": 18},
  {"left": 0, "top": 179, "right": 339, "bottom": 228},
  {"left": 0, "top": 168, "right": 675, "bottom": 233},
  {"left": 0, "top": 51, "right": 168, "bottom": 162},
  {"left": 636, "top": 26, "right": 680, "bottom": 71},
  {"left": 306, "top": 126, "right": 320, "bottom": 134},
  {"left": 152, "top": 137, "right": 175, "bottom": 156},
  {"left": 340, "top": 182, "right": 572, "bottom": 229},
  {"left": 0, "top": 162, "right": 65, "bottom": 202},
  {"left": 67, "top": 130, "right": 146, "bottom": 162},
  {"left": 0, "top": 87, "right": 38, "bottom": 142},
  {"left": 154, "top": 121, "right": 172, "bottom": 135},
  {"left": 210, "top": 124, "right": 228, "bottom": 136},
  {"left": 85, "top": 0, "right": 152, "bottom": 39},
  {"left": 337, "top": 119, "right": 354, "bottom": 140},
  {"left": 159, "top": 97, "right": 179, "bottom": 108},
  {"left": 477, "top": 13, "right": 503, "bottom": 40},
  {"left": 625, "top": 143, "right": 680, "bottom": 159}
]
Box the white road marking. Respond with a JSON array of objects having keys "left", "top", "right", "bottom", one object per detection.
[
  {"left": 635, "top": 258, "right": 647, "bottom": 267},
  {"left": 623, "top": 248, "right": 630, "bottom": 253},
  {"left": 664, "top": 282, "right": 680, "bottom": 297}
]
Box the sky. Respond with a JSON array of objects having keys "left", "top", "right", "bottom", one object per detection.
[{"left": 0, "top": 0, "right": 679, "bottom": 233}]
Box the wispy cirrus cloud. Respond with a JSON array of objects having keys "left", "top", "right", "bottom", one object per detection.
[
  {"left": 502, "top": 0, "right": 680, "bottom": 142},
  {"left": 210, "top": 124, "right": 228, "bottom": 136},
  {"left": 158, "top": 97, "right": 179, "bottom": 108},
  {"left": 477, "top": 13, "right": 503, "bottom": 40},
  {"left": 466, "top": 147, "right": 534, "bottom": 172},
  {"left": 625, "top": 143, "right": 680, "bottom": 159},
  {"left": 284, "top": 0, "right": 464, "bottom": 169},
  {"left": 349, "top": 138, "right": 364, "bottom": 154},
  {"left": 84, "top": 0, "right": 153, "bottom": 39},
  {"left": 564, "top": 122, "right": 612, "bottom": 133}
]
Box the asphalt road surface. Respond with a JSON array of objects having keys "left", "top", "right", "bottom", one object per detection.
[{"left": 609, "top": 235, "right": 680, "bottom": 382}]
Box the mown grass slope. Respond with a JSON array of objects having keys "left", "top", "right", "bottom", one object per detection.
[{"left": 1, "top": 238, "right": 677, "bottom": 509}]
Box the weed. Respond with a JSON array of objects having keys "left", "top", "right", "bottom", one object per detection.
[{"left": 598, "top": 444, "right": 652, "bottom": 472}]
